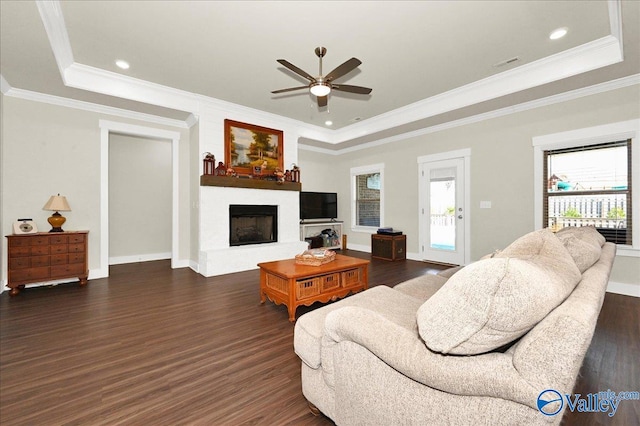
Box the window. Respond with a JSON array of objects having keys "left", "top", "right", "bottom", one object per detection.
[
  {"left": 533, "top": 119, "right": 639, "bottom": 252},
  {"left": 351, "top": 164, "right": 384, "bottom": 230},
  {"left": 544, "top": 141, "right": 632, "bottom": 245}
]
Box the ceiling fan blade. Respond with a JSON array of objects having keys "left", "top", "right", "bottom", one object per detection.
[
  {"left": 271, "top": 86, "right": 308, "bottom": 94},
  {"left": 277, "top": 59, "right": 316, "bottom": 82},
  {"left": 325, "top": 57, "right": 362, "bottom": 82},
  {"left": 332, "top": 84, "right": 372, "bottom": 95},
  {"left": 317, "top": 95, "right": 328, "bottom": 108}
]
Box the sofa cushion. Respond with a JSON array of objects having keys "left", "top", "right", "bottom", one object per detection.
[
  {"left": 394, "top": 274, "right": 448, "bottom": 301},
  {"left": 417, "top": 229, "right": 582, "bottom": 355},
  {"left": 294, "top": 285, "right": 423, "bottom": 369},
  {"left": 555, "top": 226, "right": 604, "bottom": 273}
]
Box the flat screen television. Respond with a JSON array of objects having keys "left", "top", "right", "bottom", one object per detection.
[{"left": 300, "top": 191, "right": 338, "bottom": 220}]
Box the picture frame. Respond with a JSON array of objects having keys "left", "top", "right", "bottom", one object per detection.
[{"left": 224, "top": 119, "right": 284, "bottom": 176}]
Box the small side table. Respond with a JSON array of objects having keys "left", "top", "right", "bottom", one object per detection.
[{"left": 371, "top": 234, "right": 406, "bottom": 261}]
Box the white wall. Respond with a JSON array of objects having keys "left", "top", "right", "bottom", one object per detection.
[
  {"left": 108, "top": 133, "right": 172, "bottom": 263},
  {"left": 299, "top": 84, "right": 640, "bottom": 294}
]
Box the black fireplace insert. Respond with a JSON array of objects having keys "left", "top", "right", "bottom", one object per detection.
[{"left": 229, "top": 205, "right": 278, "bottom": 246}]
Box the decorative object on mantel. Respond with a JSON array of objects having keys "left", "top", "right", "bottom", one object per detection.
[
  {"left": 215, "top": 161, "right": 227, "bottom": 176},
  {"left": 203, "top": 152, "right": 215, "bottom": 175},
  {"left": 42, "top": 194, "right": 71, "bottom": 232},
  {"left": 225, "top": 119, "right": 284, "bottom": 177},
  {"left": 295, "top": 248, "right": 336, "bottom": 266},
  {"left": 291, "top": 164, "right": 300, "bottom": 183}
]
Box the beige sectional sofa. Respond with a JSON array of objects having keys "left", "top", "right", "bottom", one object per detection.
[{"left": 294, "top": 227, "right": 616, "bottom": 425}]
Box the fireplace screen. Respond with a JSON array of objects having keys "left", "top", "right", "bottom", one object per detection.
[{"left": 229, "top": 205, "right": 278, "bottom": 246}]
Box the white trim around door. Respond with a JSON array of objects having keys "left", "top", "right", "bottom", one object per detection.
[
  {"left": 97, "top": 120, "right": 181, "bottom": 278},
  {"left": 417, "top": 149, "right": 471, "bottom": 266}
]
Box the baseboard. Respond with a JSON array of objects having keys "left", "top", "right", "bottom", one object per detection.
[
  {"left": 345, "top": 243, "right": 369, "bottom": 253},
  {"left": 344, "top": 243, "right": 421, "bottom": 262},
  {"left": 189, "top": 260, "right": 199, "bottom": 273},
  {"left": 606, "top": 280, "right": 640, "bottom": 297},
  {"left": 171, "top": 259, "right": 190, "bottom": 269},
  {"left": 109, "top": 252, "right": 171, "bottom": 265}
]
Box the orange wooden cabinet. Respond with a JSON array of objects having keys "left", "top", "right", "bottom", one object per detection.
[{"left": 5, "top": 231, "right": 89, "bottom": 296}]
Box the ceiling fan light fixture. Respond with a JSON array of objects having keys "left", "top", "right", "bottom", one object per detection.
[{"left": 310, "top": 83, "right": 331, "bottom": 97}]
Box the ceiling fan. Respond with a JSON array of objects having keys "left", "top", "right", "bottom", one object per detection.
[{"left": 272, "top": 47, "right": 372, "bottom": 107}]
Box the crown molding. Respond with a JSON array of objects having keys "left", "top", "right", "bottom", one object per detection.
[
  {"left": 37, "top": 0, "right": 627, "bottom": 148},
  {"left": 3, "top": 86, "right": 189, "bottom": 129},
  {"left": 36, "top": 0, "right": 74, "bottom": 80},
  {"left": 326, "top": 35, "right": 623, "bottom": 145},
  {"left": 300, "top": 74, "right": 640, "bottom": 155},
  {"left": 608, "top": 0, "right": 623, "bottom": 50}
]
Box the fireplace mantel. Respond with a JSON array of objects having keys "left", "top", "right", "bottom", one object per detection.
[{"left": 200, "top": 175, "right": 301, "bottom": 191}]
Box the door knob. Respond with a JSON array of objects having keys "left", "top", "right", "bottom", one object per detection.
[{"left": 458, "top": 215, "right": 463, "bottom": 219}]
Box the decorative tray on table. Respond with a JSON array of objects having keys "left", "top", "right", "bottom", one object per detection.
[{"left": 295, "top": 249, "right": 336, "bottom": 266}]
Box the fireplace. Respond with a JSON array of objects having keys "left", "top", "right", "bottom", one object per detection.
[{"left": 229, "top": 205, "right": 278, "bottom": 246}]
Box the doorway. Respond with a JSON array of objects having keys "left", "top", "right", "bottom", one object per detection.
[
  {"left": 418, "top": 149, "right": 470, "bottom": 265},
  {"left": 98, "top": 120, "right": 181, "bottom": 278},
  {"left": 109, "top": 133, "right": 171, "bottom": 264}
]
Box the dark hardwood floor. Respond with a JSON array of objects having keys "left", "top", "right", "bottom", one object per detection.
[{"left": 1, "top": 250, "right": 638, "bottom": 425}]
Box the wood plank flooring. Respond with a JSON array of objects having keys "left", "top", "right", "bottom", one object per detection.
[{"left": 0, "top": 250, "right": 638, "bottom": 425}]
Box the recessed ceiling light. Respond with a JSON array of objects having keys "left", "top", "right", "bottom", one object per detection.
[
  {"left": 325, "top": 120, "right": 333, "bottom": 126},
  {"left": 115, "top": 60, "right": 130, "bottom": 70},
  {"left": 549, "top": 27, "right": 568, "bottom": 40}
]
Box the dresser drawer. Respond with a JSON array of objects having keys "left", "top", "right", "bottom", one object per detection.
[
  {"left": 69, "top": 234, "right": 86, "bottom": 244},
  {"left": 30, "top": 246, "right": 49, "bottom": 256},
  {"left": 50, "top": 244, "right": 68, "bottom": 254},
  {"left": 50, "top": 235, "right": 68, "bottom": 244},
  {"left": 9, "top": 246, "right": 30, "bottom": 257},
  {"left": 68, "top": 253, "right": 86, "bottom": 264},
  {"left": 68, "top": 243, "right": 85, "bottom": 253},
  {"left": 9, "top": 257, "right": 31, "bottom": 270},
  {"left": 31, "top": 236, "right": 50, "bottom": 246},
  {"left": 51, "top": 263, "right": 85, "bottom": 278},
  {"left": 31, "top": 255, "right": 50, "bottom": 267},
  {"left": 8, "top": 238, "right": 31, "bottom": 248},
  {"left": 51, "top": 254, "right": 69, "bottom": 265},
  {"left": 10, "top": 267, "right": 50, "bottom": 282}
]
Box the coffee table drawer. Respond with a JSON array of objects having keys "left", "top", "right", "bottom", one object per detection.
[
  {"left": 320, "top": 272, "right": 340, "bottom": 292},
  {"left": 296, "top": 277, "right": 320, "bottom": 300},
  {"left": 341, "top": 268, "right": 362, "bottom": 287}
]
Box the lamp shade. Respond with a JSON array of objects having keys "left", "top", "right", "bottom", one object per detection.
[{"left": 43, "top": 194, "right": 71, "bottom": 212}]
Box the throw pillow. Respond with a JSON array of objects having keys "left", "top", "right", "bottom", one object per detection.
[
  {"left": 417, "top": 229, "right": 581, "bottom": 355},
  {"left": 556, "top": 225, "right": 606, "bottom": 247},
  {"left": 555, "top": 226, "right": 603, "bottom": 273}
]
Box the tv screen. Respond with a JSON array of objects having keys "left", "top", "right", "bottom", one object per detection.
[{"left": 300, "top": 192, "right": 338, "bottom": 220}]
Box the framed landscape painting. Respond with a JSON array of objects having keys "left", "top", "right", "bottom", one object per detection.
[{"left": 224, "top": 119, "right": 283, "bottom": 176}]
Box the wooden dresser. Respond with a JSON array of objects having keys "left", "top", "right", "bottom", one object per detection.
[{"left": 5, "top": 231, "right": 89, "bottom": 296}]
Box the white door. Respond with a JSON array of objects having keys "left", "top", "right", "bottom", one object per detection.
[{"left": 419, "top": 157, "right": 467, "bottom": 265}]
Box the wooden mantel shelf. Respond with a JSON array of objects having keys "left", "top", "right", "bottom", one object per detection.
[{"left": 200, "top": 175, "right": 301, "bottom": 191}]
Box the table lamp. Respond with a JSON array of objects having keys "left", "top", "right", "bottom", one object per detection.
[{"left": 43, "top": 194, "right": 71, "bottom": 232}]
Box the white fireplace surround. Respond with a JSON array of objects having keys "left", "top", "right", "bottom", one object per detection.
[{"left": 199, "top": 186, "right": 307, "bottom": 276}]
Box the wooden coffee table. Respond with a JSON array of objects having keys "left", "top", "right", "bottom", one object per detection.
[{"left": 258, "top": 254, "right": 370, "bottom": 322}]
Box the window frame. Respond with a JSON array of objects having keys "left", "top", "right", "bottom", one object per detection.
[
  {"left": 533, "top": 119, "right": 640, "bottom": 256},
  {"left": 350, "top": 163, "right": 385, "bottom": 233}
]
